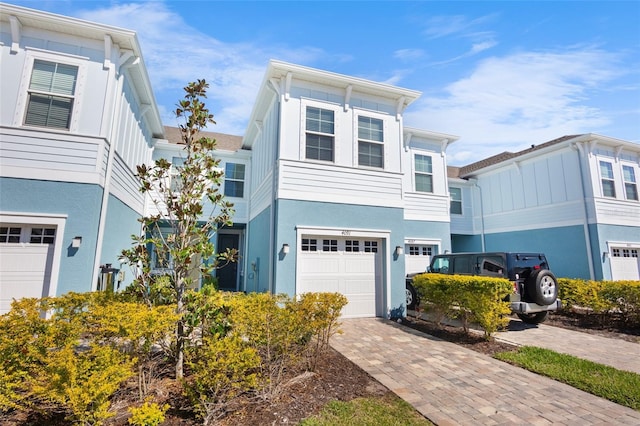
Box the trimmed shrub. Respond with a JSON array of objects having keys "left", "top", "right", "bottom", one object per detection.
[{"left": 412, "top": 273, "right": 512, "bottom": 338}]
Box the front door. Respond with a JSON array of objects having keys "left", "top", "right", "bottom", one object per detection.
[{"left": 217, "top": 233, "right": 239, "bottom": 291}]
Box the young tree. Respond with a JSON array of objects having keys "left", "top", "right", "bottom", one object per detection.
[{"left": 121, "top": 80, "right": 237, "bottom": 379}]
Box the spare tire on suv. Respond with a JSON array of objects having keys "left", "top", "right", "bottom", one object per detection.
[{"left": 524, "top": 269, "right": 558, "bottom": 306}]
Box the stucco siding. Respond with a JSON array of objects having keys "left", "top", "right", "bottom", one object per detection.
[
  {"left": 484, "top": 224, "right": 590, "bottom": 279},
  {"left": 0, "top": 177, "right": 103, "bottom": 294},
  {"left": 245, "top": 206, "right": 272, "bottom": 293}
]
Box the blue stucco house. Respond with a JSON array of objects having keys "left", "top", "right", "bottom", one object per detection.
[{"left": 2, "top": 3, "right": 638, "bottom": 316}]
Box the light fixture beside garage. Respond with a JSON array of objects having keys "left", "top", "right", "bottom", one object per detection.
[
  {"left": 72, "top": 236, "right": 82, "bottom": 248},
  {"left": 395, "top": 245, "right": 404, "bottom": 256},
  {"left": 282, "top": 243, "right": 290, "bottom": 254}
]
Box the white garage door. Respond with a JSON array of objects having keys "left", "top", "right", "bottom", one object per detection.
[
  {"left": 0, "top": 225, "right": 56, "bottom": 314},
  {"left": 297, "top": 236, "right": 382, "bottom": 318},
  {"left": 610, "top": 247, "right": 640, "bottom": 281},
  {"left": 405, "top": 244, "right": 433, "bottom": 275}
]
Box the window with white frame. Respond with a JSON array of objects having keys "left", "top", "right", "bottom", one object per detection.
[
  {"left": 450, "top": 187, "right": 462, "bottom": 214},
  {"left": 415, "top": 154, "right": 433, "bottom": 193},
  {"left": 364, "top": 241, "right": 378, "bottom": 253},
  {"left": 322, "top": 239, "right": 337, "bottom": 252},
  {"left": 30, "top": 228, "right": 56, "bottom": 244},
  {"left": 305, "top": 107, "right": 334, "bottom": 161},
  {"left": 24, "top": 60, "right": 78, "bottom": 130},
  {"left": 224, "top": 163, "right": 245, "bottom": 198},
  {"left": 0, "top": 227, "right": 21, "bottom": 243},
  {"left": 623, "top": 165, "right": 638, "bottom": 201},
  {"left": 302, "top": 238, "right": 318, "bottom": 252},
  {"left": 600, "top": 161, "right": 616, "bottom": 198},
  {"left": 345, "top": 240, "right": 360, "bottom": 252},
  {"left": 170, "top": 157, "right": 184, "bottom": 192},
  {"left": 357, "top": 116, "right": 384, "bottom": 168}
]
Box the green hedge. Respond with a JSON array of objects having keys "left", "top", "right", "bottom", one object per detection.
[
  {"left": 558, "top": 278, "right": 640, "bottom": 326},
  {"left": 412, "top": 273, "right": 512, "bottom": 339}
]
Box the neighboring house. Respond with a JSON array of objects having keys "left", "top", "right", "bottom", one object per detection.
[
  {"left": 0, "top": 3, "right": 164, "bottom": 313},
  {"left": 448, "top": 134, "right": 640, "bottom": 281},
  {"left": 150, "top": 126, "right": 251, "bottom": 291}
]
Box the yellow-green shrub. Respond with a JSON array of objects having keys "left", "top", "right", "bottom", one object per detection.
[
  {"left": 227, "top": 292, "right": 309, "bottom": 398},
  {"left": 32, "top": 344, "right": 135, "bottom": 425},
  {"left": 185, "top": 336, "right": 260, "bottom": 425},
  {"left": 292, "top": 292, "right": 348, "bottom": 370},
  {"left": 412, "top": 273, "right": 512, "bottom": 338},
  {"left": 128, "top": 399, "right": 170, "bottom": 426},
  {"left": 558, "top": 278, "right": 640, "bottom": 325}
]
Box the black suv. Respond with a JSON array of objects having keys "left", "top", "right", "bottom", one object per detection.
[{"left": 406, "top": 252, "right": 561, "bottom": 324}]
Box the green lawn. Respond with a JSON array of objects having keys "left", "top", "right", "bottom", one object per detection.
[
  {"left": 300, "top": 394, "right": 433, "bottom": 426},
  {"left": 495, "top": 346, "right": 640, "bottom": 411}
]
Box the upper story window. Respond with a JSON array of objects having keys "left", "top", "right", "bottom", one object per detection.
[
  {"left": 305, "top": 107, "right": 334, "bottom": 162},
  {"left": 450, "top": 187, "right": 462, "bottom": 214},
  {"left": 599, "top": 161, "right": 616, "bottom": 198},
  {"left": 623, "top": 165, "right": 638, "bottom": 201},
  {"left": 224, "top": 163, "right": 246, "bottom": 198},
  {"left": 357, "top": 116, "right": 384, "bottom": 168},
  {"left": 170, "top": 157, "right": 184, "bottom": 192},
  {"left": 24, "top": 60, "right": 78, "bottom": 130},
  {"left": 415, "top": 154, "right": 433, "bottom": 193}
]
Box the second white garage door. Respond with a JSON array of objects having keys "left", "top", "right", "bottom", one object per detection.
[{"left": 297, "top": 236, "right": 382, "bottom": 318}]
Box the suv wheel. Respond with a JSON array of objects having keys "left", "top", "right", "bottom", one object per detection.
[
  {"left": 406, "top": 281, "right": 418, "bottom": 310},
  {"left": 517, "top": 311, "right": 549, "bottom": 324},
  {"left": 525, "top": 269, "right": 558, "bottom": 305}
]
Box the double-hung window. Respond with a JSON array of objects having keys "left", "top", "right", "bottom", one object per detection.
[
  {"left": 450, "top": 187, "right": 462, "bottom": 214},
  {"left": 24, "top": 60, "right": 78, "bottom": 129},
  {"left": 305, "top": 107, "right": 334, "bottom": 161},
  {"left": 358, "top": 116, "right": 384, "bottom": 168},
  {"left": 224, "top": 163, "right": 246, "bottom": 198},
  {"left": 415, "top": 154, "right": 433, "bottom": 193},
  {"left": 600, "top": 161, "right": 616, "bottom": 198},
  {"left": 623, "top": 165, "right": 638, "bottom": 201},
  {"left": 170, "top": 157, "right": 184, "bottom": 192}
]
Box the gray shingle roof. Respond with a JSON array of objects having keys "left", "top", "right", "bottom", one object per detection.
[
  {"left": 457, "top": 135, "right": 583, "bottom": 177},
  {"left": 163, "top": 126, "right": 243, "bottom": 151}
]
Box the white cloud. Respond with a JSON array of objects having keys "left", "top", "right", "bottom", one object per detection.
[
  {"left": 405, "top": 48, "right": 624, "bottom": 165},
  {"left": 394, "top": 49, "right": 425, "bottom": 61},
  {"left": 76, "top": 2, "right": 330, "bottom": 135}
]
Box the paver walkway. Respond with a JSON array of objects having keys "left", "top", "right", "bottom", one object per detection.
[
  {"left": 496, "top": 320, "right": 640, "bottom": 374},
  {"left": 331, "top": 318, "right": 640, "bottom": 425}
]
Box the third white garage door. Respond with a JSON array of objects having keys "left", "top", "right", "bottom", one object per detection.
[
  {"left": 610, "top": 247, "right": 640, "bottom": 280},
  {"left": 297, "top": 236, "right": 382, "bottom": 318}
]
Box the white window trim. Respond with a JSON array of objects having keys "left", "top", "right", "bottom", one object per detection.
[
  {"left": 413, "top": 153, "right": 434, "bottom": 193},
  {"left": 224, "top": 162, "right": 246, "bottom": 199},
  {"left": 404, "top": 238, "right": 441, "bottom": 255},
  {"left": 450, "top": 187, "right": 463, "bottom": 215},
  {"left": 300, "top": 99, "right": 341, "bottom": 163},
  {"left": 621, "top": 163, "right": 639, "bottom": 201},
  {"left": 353, "top": 109, "right": 388, "bottom": 170},
  {"left": 14, "top": 50, "right": 88, "bottom": 133},
  {"left": 0, "top": 212, "right": 67, "bottom": 299},
  {"left": 599, "top": 160, "right": 616, "bottom": 198}
]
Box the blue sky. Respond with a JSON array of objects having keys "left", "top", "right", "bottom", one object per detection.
[{"left": 10, "top": 0, "right": 640, "bottom": 165}]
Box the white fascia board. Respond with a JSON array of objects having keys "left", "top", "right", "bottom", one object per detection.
[{"left": 403, "top": 127, "right": 460, "bottom": 144}]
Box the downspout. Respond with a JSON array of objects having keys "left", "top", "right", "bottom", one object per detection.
[
  {"left": 573, "top": 143, "right": 596, "bottom": 279},
  {"left": 470, "top": 179, "right": 486, "bottom": 252},
  {"left": 91, "top": 49, "right": 135, "bottom": 290},
  {"left": 267, "top": 77, "right": 283, "bottom": 294}
]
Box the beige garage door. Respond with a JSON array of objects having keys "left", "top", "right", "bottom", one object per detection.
[{"left": 297, "top": 236, "right": 382, "bottom": 318}]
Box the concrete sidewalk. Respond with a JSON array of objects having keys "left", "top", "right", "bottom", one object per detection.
[{"left": 331, "top": 318, "right": 640, "bottom": 425}]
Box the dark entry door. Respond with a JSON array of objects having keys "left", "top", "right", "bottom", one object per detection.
[{"left": 217, "top": 233, "right": 239, "bottom": 291}]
